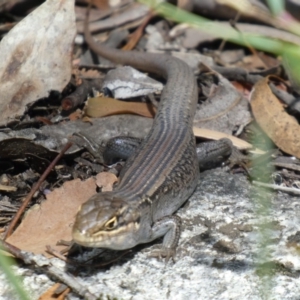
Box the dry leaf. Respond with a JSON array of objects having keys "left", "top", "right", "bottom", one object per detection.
[
  {"left": 0, "top": 184, "right": 17, "bottom": 192},
  {"left": 80, "top": 68, "right": 102, "bottom": 79},
  {"left": 0, "top": 0, "right": 76, "bottom": 125},
  {"left": 193, "top": 127, "right": 257, "bottom": 151},
  {"left": 217, "top": 0, "right": 278, "bottom": 27},
  {"left": 85, "top": 96, "right": 156, "bottom": 118},
  {"left": 68, "top": 109, "right": 82, "bottom": 121},
  {"left": 250, "top": 76, "right": 300, "bottom": 158},
  {"left": 6, "top": 178, "right": 97, "bottom": 256},
  {"left": 103, "top": 66, "right": 163, "bottom": 99},
  {"left": 231, "top": 81, "right": 251, "bottom": 97},
  {"left": 95, "top": 172, "right": 118, "bottom": 192},
  {"left": 122, "top": 12, "right": 153, "bottom": 51}
]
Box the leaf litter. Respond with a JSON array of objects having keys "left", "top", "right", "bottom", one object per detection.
[{"left": 0, "top": 0, "right": 76, "bottom": 125}]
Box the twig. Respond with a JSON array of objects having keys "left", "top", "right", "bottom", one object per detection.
[
  {"left": 4, "top": 142, "right": 73, "bottom": 239},
  {"left": 46, "top": 245, "right": 68, "bottom": 261},
  {"left": 1, "top": 241, "right": 98, "bottom": 300},
  {"left": 61, "top": 79, "right": 103, "bottom": 111},
  {"left": 218, "top": 12, "right": 241, "bottom": 52},
  {"left": 122, "top": 11, "right": 155, "bottom": 50},
  {"left": 252, "top": 180, "right": 300, "bottom": 195}
]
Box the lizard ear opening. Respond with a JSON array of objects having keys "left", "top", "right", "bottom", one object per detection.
[{"left": 104, "top": 216, "right": 118, "bottom": 230}]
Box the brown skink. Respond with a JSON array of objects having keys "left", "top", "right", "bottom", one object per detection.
[{"left": 72, "top": 7, "right": 199, "bottom": 259}]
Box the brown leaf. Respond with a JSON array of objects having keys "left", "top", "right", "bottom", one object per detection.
[
  {"left": 68, "top": 109, "right": 82, "bottom": 121},
  {"left": 0, "top": 0, "right": 76, "bottom": 125},
  {"left": 81, "top": 115, "right": 94, "bottom": 124},
  {"left": 80, "top": 68, "right": 102, "bottom": 79},
  {"left": 84, "top": 96, "right": 156, "bottom": 118},
  {"left": 6, "top": 178, "right": 97, "bottom": 256},
  {"left": 250, "top": 76, "right": 300, "bottom": 158},
  {"left": 95, "top": 172, "right": 118, "bottom": 192}
]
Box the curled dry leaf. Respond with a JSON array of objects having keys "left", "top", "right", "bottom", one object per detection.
[
  {"left": 250, "top": 76, "right": 300, "bottom": 158},
  {"left": 0, "top": 0, "right": 76, "bottom": 125},
  {"left": 85, "top": 96, "right": 156, "bottom": 118}
]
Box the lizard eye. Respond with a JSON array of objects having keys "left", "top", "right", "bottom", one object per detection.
[{"left": 105, "top": 216, "right": 117, "bottom": 230}]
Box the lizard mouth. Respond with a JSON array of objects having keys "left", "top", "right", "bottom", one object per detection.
[
  {"left": 72, "top": 222, "right": 139, "bottom": 250},
  {"left": 72, "top": 228, "right": 100, "bottom": 248}
]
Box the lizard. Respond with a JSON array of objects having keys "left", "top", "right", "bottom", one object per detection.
[{"left": 72, "top": 6, "right": 232, "bottom": 260}]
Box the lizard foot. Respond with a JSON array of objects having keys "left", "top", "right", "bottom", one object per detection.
[{"left": 147, "top": 245, "right": 176, "bottom": 263}]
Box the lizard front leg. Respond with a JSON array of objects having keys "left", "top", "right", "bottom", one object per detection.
[{"left": 147, "top": 215, "right": 182, "bottom": 262}]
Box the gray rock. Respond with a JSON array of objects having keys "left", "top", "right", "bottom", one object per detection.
[{"left": 1, "top": 168, "right": 300, "bottom": 299}]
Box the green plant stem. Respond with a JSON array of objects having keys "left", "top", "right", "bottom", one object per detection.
[
  {"left": 0, "top": 250, "right": 30, "bottom": 300},
  {"left": 139, "top": 0, "right": 294, "bottom": 54}
]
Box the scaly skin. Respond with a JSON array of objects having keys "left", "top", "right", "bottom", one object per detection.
[{"left": 72, "top": 7, "right": 199, "bottom": 259}]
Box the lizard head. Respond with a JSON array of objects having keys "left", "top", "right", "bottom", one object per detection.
[{"left": 72, "top": 192, "right": 141, "bottom": 250}]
